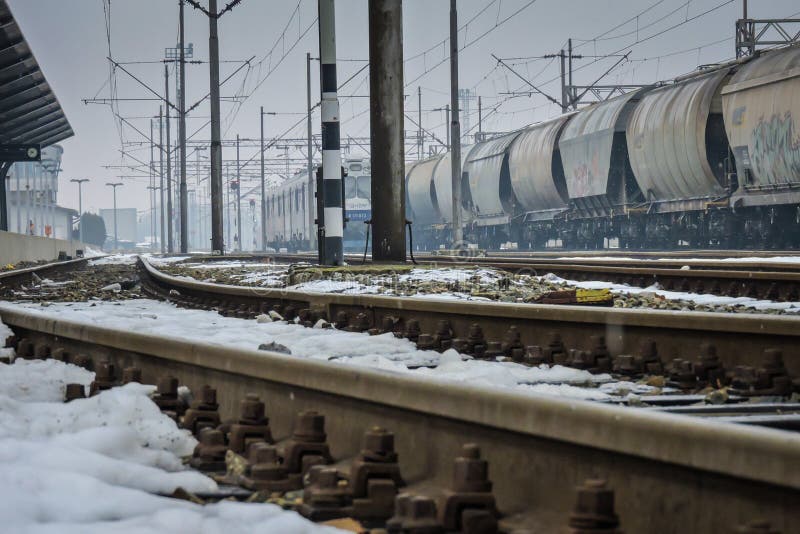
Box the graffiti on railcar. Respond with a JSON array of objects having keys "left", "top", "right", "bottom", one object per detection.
[
  {"left": 571, "top": 149, "right": 602, "bottom": 197},
  {"left": 750, "top": 112, "right": 800, "bottom": 184}
]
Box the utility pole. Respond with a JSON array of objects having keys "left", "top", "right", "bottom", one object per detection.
[
  {"left": 477, "top": 95, "right": 482, "bottom": 141},
  {"left": 417, "top": 86, "right": 422, "bottom": 159},
  {"left": 317, "top": 0, "right": 344, "bottom": 265},
  {"left": 306, "top": 52, "right": 315, "bottom": 251},
  {"left": 559, "top": 48, "right": 566, "bottom": 112},
  {"left": 568, "top": 38, "right": 575, "bottom": 110},
  {"left": 449, "top": 0, "right": 463, "bottom": 246},
  {"left": 369, "top": 0, "right": 406, "bottom": 262},
  {"left": 208, "top": 0, "right": 224, "bottom": 254},
  {"left": 70, "top": 178, "right": 89, "bottom": 243},
  {"left": 149, "top": 118, "right": 156, "bottom": 250},
  {"left": 164, "top": 64, "right": 174, "bottom": 252},
  {"left": 158, "top": 107, "right": 166, "bottom": 253},
  {"left": 260, "top": 107, "right": 267, "bottom": 251},
  {"left": 445, "top": 104, "right": 450, "bottom": 149},
  {"left": 543, "top": 44, "right": 582, "bottom": 112},
  {"left": 106, "top": 182, "right": 123, "bottom": 250},
  {"left": 236, "top": 134, "right": 242, "bottom": 251},
  {"left": 178, "top": 0, "right": 188, "bottom": 253}
]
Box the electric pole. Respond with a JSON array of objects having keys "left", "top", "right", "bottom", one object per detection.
[
  {"left": 445, "top": 104, "right": 450, "bottom": 149},
  {"left": 149, "top": 118, "right": 156, "bottom": 250},
  {"left": 236, "top": 134, "right": 242, "bottom": 252},
  {"left": 70, "top": 178, "right": 89, "bottom": 243},
  {"left": 106, "top": 182, "right": 123, "bottom": 250},
  {"left": 477, "top": 95, "right": 482, "bottom": 141},
  {"left": 449, "top": 0, "right": 463, "bottom": 246},
  {"left": 208, "top": 0, "right": 225, "bottom": 254},
  {"left": 260, "top": 107, "right": 267, "bottom": 251},
  {"left": 306, "top": 51, "right": 314, "bottom": 251},
  {"left": 158, "top": 106, "right": 166, "bottom": 253},
  {"left": 178, "top": 0, "right": 188, "bottom": 253},
  {"left": 369, "top": 0, "right": 406, "bottom": 262},
  {"left": 417, "top": 86, "right": 422, "bottom": 159},
  {"left": 164, "top": 64, "right": 173, "bottom": 252}
]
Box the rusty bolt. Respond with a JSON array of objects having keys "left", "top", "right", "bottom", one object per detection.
[
  {"left": 405, "top": 319, "right": 421, "bottom": 342},
  {"left": 568, "top": 479, "right": 620, "bottom": 532},
  {"left": 72, "top": 354, "right": 93, "bottom": 370},
  {"left": 612, "top": 354, "right": 639, "bottom": 376},
  {"left": 349, "top": 312, "right": 371, "bottom": 332},
  {"left": 122, "top": 367, "right": 142, "bottom": 384},
  {"left": 240, "top": 393, "right": 266, "bottom": 423},
  {"left": 51, "top": 348, "right": 70, "bottom": 362},
  {"left": 416, "top": 333, "right": 436, "bottom": 350},
  {"left": 64, "top": 383, "right": 86, "bottom": 402},
  {"left": 484, "top": 341, "right": 504, "bottom": 359},
  {"left": 16, "top": 339, "right": 33, "bottom": 359},
  {"left": 293, "top": 410, "right": 326, "bottom": 443},
  {"left": 95, "top": 360, "right": 117, "bottom": 382},
  {"left": 157, "top": 376, "right": 179, "bottom": 397},
  {"left": 405, "top": 496, "right": 442, "bottom": 532},
  {"left": 33, "top": 342, "right": 50, "bottom": 359},
  {"left": 335, "top": 310, "right": 349, "bottom": 329},
  {"left": 362, "top": 426, "right": 397, "bottom": 462},
  {"left": 197, "top": 429, "right": 227, "bottom": 460},
  {"left": 453, "top": 444, "right": 492, "bottom": 494},
  {"left": 199, "top": 385, "right": 217, "bottom": 406}
]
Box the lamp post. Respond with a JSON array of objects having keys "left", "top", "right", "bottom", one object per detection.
[
  {"left": 70, "top": 178, "right": 89, "bottom": 243},
  {"left": 106, "top": 182, "right": 123, "bottom": 250}
]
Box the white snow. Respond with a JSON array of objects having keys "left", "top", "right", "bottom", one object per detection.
[
  {"left": 0, "top": 355, "right": 341, "bottom": 533},
  {"left": 89, "top": 254, "right": 190, "bottom": 266},
  {"left": 541, "top": 273, "right": 800, "bottom": 312},
  {"left": 556, "top": 255, "right": 800, "bottom": 265},
  {"left": 0, "top": 299, "right": 617, "bottom": 401}
]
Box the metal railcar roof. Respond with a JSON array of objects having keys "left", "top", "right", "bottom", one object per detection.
[{"left": 0, "top": 0, "right": 73, "bottom": 148}]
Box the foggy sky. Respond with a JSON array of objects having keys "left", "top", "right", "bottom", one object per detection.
[{"left": 7, "top": 0, "right": 798, "bottom": 216}]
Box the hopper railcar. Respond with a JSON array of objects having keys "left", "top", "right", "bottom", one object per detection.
[{"left": 405, "top": 45, "right": 800, "bottom": 251}]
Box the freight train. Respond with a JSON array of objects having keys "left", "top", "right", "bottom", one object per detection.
[
  {"left": 406, "top": 44, "right": 800, "bottom": 250},
  {"left": 264, "top": 158, "right": 371, "bottom": 251}
]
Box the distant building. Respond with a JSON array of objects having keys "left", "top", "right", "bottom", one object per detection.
[
  {"left": 101, "top": 207, "right": 138, "bottom": 246},
  {"left": 5, "top": 145, "right": 76, "bottom": 240}
]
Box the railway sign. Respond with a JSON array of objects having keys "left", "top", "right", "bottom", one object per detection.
[{"left": 0, "top": 144, "right": 41, "bottom": 162}]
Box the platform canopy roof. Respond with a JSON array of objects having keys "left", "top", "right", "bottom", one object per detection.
[{"left": 0, "top": 0, "right": 73, "bottom": 149}]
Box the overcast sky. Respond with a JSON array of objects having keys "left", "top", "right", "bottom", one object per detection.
[{"left": 7, "top": 0, "right": 799, "bottom": 215}]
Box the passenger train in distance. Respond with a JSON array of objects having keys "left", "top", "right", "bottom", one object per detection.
[
  {"left": 263, "top": 158, "right": 371, "bottom": 252},
  {"left": 406, "top": 44, "right": 800, "bottom": 251}
]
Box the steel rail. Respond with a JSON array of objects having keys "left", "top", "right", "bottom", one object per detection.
[
  {"left": 0, "top": 303, "right": 797, "bottom": 531},
  {"left": 178, "top": 252, "right": 800, "bottom": 300},
  {"left": 0, "top": 257, "right": 89, "bottom": 286},
  {"left": 139, "top": 257, "right": 800, "bottom": 377}
]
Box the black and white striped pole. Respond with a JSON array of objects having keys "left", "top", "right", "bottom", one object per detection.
[{"left": 317, "top": 0, "right": 344, "bottom": 266}]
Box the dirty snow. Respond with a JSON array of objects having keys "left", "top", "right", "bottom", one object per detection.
[
  {"left": 556, "top": 255, "right": 800, "bottom": 265},
  {"left": 0, "top": 299, "right": 619, "bottom": 401},
  {"left": 541, "top": 273, "right": 800, "bottom": 312},
  {"left": 0, "top": 354, "right": 340, "bottom": 533},
  {"left": 89, "top": 254, "right": 190, "bottom": 267}
]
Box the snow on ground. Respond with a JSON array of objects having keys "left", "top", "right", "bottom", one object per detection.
[
  {"left": 90, "top": 254, "right": 190, "bottom": 266},
  {"left": 541, "top": 273, "right": 800, "bottom": 313},
  {"left": 286, "top": 267, "right": 503, "bottom": 300},
  {"left": 0, "top": 343, "right": 340, "bottom": 533},
  {"left": 556, "top": 255, "right": 800, "bottom": 264},
  {"left": 0, "top": 299, "right": 615, "bottom": 400}
]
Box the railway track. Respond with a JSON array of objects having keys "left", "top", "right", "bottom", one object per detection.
[
  {"left": 1, "top": 303, "right": 798, "bottom": 532},
  {"left": 0, "top": 257, "right": 89, "bottom": 286},
  {"left": 138, "top": 257, "right": 800, "bottom": 396},
  {"left": 190, "top": 251, "right": 800, "bottom": 302}
]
